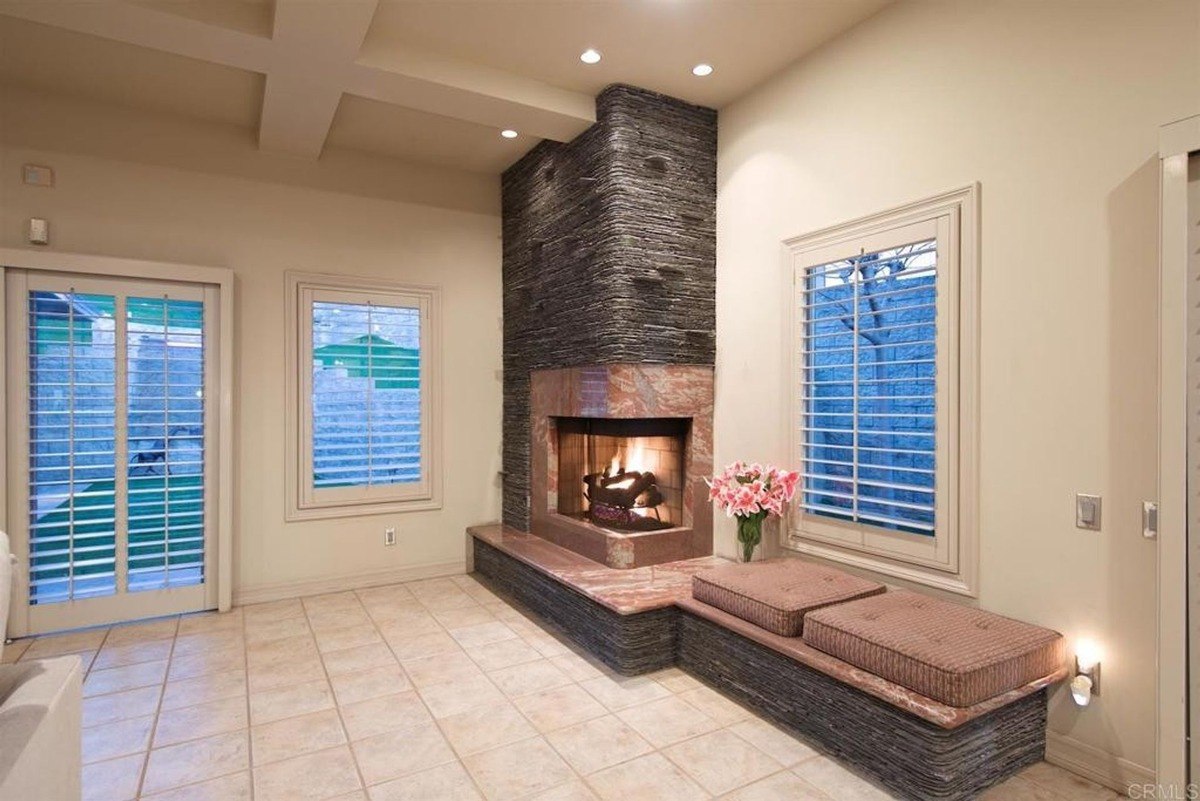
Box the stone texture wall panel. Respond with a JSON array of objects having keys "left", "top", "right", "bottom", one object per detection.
[{"left": 502, "top": 85, "right": 718, "bottom": 529}]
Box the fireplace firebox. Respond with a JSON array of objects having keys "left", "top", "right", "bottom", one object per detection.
[
  {"left": 529, "top": 364, "right": 714, "bottom": 569},
  {"left": 555, "top": 417, "right": 689, "bottom": 532}
]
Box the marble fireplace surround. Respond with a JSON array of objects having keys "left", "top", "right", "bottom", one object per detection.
[{"left": 530, "top": 364, "right": 714, "bottom": 568}]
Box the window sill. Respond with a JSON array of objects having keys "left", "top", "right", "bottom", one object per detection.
[
  {"left": 286, "top": 497, "right": 443, "bottom": 523},
  {"left": 782, "top": 534, "right": 977, "bottom": 598}
]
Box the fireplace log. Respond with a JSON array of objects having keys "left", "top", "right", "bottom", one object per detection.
[{"left": 583, "top": 470, "right": 661, "bottom": 509}]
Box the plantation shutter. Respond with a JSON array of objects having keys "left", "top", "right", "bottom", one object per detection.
[
  {"left": 26, "top": 287, "right": 209, "bottom": 605},
  {"left": 798, "top": 236, "right": 939, "bottom": 535},
  {"left": 27, "top": 291, "right": 119, "bottom": 602},
  {"left": 125, "top": 297, "right": 207, "bottom": 590},
  {"left": 300, "top": 287, "right": 430, "bottom": 508}
]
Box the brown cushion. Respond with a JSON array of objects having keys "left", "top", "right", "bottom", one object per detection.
[
  {"left": 803, "top": 590, "right": 1066, "bottom": 707},
  {"left": 691, "top": 558, "right": 885, "bottom": 636}
]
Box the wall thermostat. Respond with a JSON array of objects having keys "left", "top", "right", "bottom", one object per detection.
[
  {"left": 28, "top": 218, "right": 49, "bottom": 246},
  {"left": 22, "top": 164, "right": 54, "bottom": 188}
]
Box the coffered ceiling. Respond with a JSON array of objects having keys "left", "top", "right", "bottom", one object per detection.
[{"left": 0, "top": 0, "right": 889, "bottom": 174}]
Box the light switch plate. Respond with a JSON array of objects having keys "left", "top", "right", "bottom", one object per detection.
[
  {"left": 1142, "top": 501, "right": 1158, "bottom": 539},
  {"left": 1076, "top": 494, "right": 1101, "bottom": 530}
]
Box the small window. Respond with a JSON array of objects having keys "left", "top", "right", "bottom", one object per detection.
[
  {"left": 286, "top": 273, "right": 440, "bottom": 520},
  {"left": 786, "top": 187, "right": 978, "bottom": 595}
]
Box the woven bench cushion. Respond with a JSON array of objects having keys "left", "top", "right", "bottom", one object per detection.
[
  {"left": 803, "top": 590, "right": 1065, "bottom": 707},
  {"left": 692, "top": 558, "right": 885, "bottom": 636}
]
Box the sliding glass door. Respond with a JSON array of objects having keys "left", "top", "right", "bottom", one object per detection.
[{"left": 7, "top": 270, "right": 217, "bottom": 633}]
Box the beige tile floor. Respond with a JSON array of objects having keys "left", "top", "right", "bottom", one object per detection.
[{"left": 4, "top": 573, "right": 1124, "bottom": 801}]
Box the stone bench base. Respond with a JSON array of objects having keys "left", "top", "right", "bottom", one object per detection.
[
  {"left": 471, "top": 536, "right": 1048, "bottom": 801},
  {"left": 473, "top": 537, "right": 677, "bottom": 674},
  {"left": 678, "top": 610, "right": 1045, "bottom": 801}
]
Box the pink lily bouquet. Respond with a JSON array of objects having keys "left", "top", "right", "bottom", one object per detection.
[{"left": 707, "top": 462, "right": 801, "bottom": 563}]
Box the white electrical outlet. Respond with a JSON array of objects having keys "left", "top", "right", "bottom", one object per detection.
[{"left": 384, "top": 527, "right": 397, "bottom": 546}]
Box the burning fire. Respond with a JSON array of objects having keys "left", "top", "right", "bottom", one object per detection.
[
  {"left": 605, "top": 439, "right": 651, "bottom": 515},
  {"left": 608, "top": 453, "right": 622, "bottom": 478},
  {"left": 607, "top": 439, "right": 649, "bottom": 483}
]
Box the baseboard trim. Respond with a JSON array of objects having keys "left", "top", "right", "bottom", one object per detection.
[
  {"left": 1045, "top": 730, "right": 1155, "bottom": 794},
  {"left": 233, "top": 560, "right": 466, "bottom": 606}
]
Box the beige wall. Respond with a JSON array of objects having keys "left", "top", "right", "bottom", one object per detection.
[
  {"left": 1, "top": 91, "right": 503, "bottom": 602},
  {"left": 716, "top": 0, "right": 1199, "bottom": 783}
]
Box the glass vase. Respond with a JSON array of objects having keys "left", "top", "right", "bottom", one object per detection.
[{"left": 736, "top": 513, "right": 766, "bottom": 563}]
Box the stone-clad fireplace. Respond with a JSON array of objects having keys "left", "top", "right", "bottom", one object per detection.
[
  {"left": 530, "top": 364, "right": 713, "bottom": 568},
  {"left": 501, "top": 83, "right": 717, "bottom": 567}
]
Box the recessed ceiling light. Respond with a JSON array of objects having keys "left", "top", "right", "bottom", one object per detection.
[
  {"left": 501, "top": 129, "right": 519, "bottom": 139},
  {"left": 692, "top": 63, "right": 714, "bottom": 77},
  {"left": 580, "top": 48, "right": 602, "bottom": 65}
]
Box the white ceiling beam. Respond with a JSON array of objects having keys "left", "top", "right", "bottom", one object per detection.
[
  {"left": 257, "top": 0, "right": 377, "bottom": 158},
  {"left": 257, "top": 75, "right": 346, "bottom": 159}
]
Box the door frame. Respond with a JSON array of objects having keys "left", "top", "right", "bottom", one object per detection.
[
  {"left": 0, "top": 247, "right": 235, "bottom": 637},
  {"left": 1158, "top": 114, "right": 1200, "bottom": 792}
]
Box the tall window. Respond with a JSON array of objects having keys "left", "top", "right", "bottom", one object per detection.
[
  {"left": 286, "top": 274, "right": 440, "bottom": 520},
  {"left": 787, "top": 187, "right": 978, "bottom": 595},
  {"left": 18, "top": 276, "right": 214, "bottom": 616}
]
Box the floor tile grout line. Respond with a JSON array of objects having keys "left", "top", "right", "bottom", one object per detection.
[
  {"left": 79, "top": 711, "right": 157, "bottom": 765},
  {"left": 126, "top": 649, "right": 438, "bottom": 758},
  {"left": 414, "top": 583, "right": 591, "bottom": 793},
  {"left": 536, "top": 713, "right": 646, "bottom": 795},
  {"left": 83, "top": 668, "right": 243, "bottom": 724},
  {"left": 302, "top": 592, "right": 370, "bottom": 798},
  {"left": 374, "top": 584, "right": 498, "bottom": 800},
  {"left": 1017, "top": 767, "right": 1111, "bottom": 801},
  {"left": 91, "top": 640, "right": 174, "bottom": 674},
  {"left": 720, "top": 720, "right": 825, "bottom": 769},
  {"left": 739, "top": 768, "right": 837, "bottom": 801},
  {"left": 130, "top": 616, "right": 253, "bottom": 799},
  {"left": 99, "top": 660, "right": 782, "bottom": 799},
  {"left": 133, "top": 614, "right": 178, "bottom": 800},
  {"left": 238, "top": 605, "right": 253, "bottom": 801},
  {"left": 549, "top": 703, "right": 760, "bottom": 795},
  {"left": 449, "top": 588, "right": 771, "bottom": 799},
  {"left": 448, "top": 591, "right": 672, "bottom": 799},
  {"left": 100, "top": 650, "right": 789, "bottom": 800},
  {"left": 72, "top": 587, "right": 483, "bottom": 796},
  {"left": 137, "top": 764, "right": 247, "bottom": 800},
  {"left": 655, "top": 725, "right": 782, "bottom": 798}
]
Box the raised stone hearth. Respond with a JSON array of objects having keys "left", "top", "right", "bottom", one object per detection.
[
  {"left": 469, "top": 525, "right": 1065, "bottom": 801},
  {"left": 531, "top": 363, "right": 713, "bottom": 568}
]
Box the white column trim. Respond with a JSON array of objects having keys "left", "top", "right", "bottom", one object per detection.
[{"left": 1157, "top": 113, "right": 1199, "bottom": 791}]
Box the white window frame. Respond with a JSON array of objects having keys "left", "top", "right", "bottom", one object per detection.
[
  {"left": 0, "top": 247, "right": 235, "bottom": 632},
  {"left": 783, "top": 185, "right": 980, "bottom": 597},
  {"left": 285, "top": 272, "right": 441, "bottom": 521}
]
